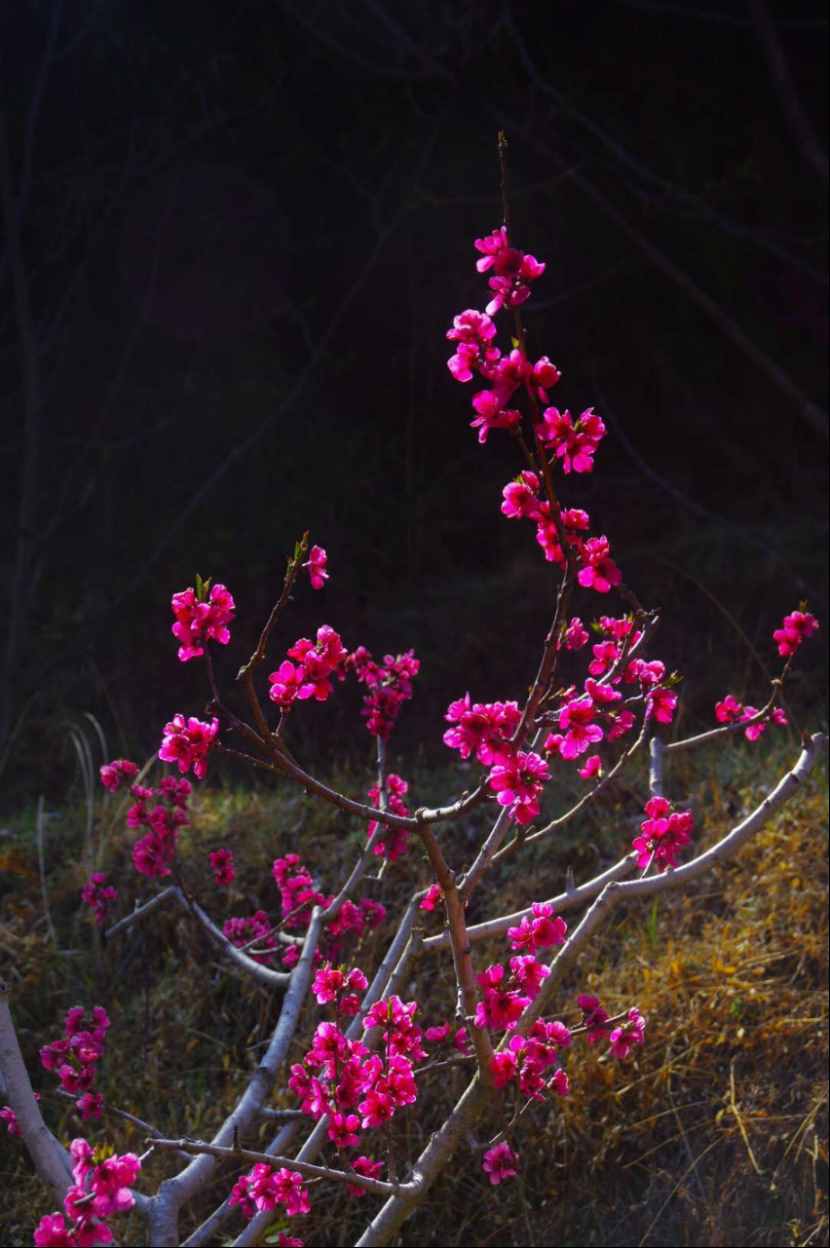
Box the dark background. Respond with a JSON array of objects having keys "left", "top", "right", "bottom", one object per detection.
[{"left": 2, "top": 0, "right": 827, "bottom": 805}]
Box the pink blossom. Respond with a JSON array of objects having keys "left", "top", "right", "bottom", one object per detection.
[
  {"left": 80, "top": 873, "right": 118, "bottom": 927},
  {"left": 609, "top": 1007, "right": 646, "bottom": 1059},
  {"left": 482, "top": 1141, "right": 519, "bottom": 1185},
  {"left": 171, "top": 582, "right": 235, "bottom": 662},
  {"left": 577, "top": 535, "right": 622, "bottom": 594},
  {"left": 419, "top": 883, "right": 443, "bottom": 911},
  {"left": 209, "top": 848, "right": 235, "bottom": 887},
  {"left": 347, "top": 1155, "right": 384, "bottom": 1198},
  {"left": 267, "top": 659, "right": 305, "bottom": 708},
  {"left": 772, "top": 610, "right": 819, "bottom": 657},
  {"left": 501, "top": 470, "right": 542, "bottom": 519},
  {"left": 75, "top": 1092, "right": 104, "bottom": 1121},
  {"left": 367, "top": 772, "right": 411, "bottom": 861},
  {"left": 558, "top": 696, "right": 604, "bottom": 760},
  {"left": 33, "top": 1214, "right": 76, "bottom": 1247},
  {"left": 443, "top": 694, "right": 521, "bottom": 765},
  {"left": 633, "top": 797, "right": 694, "bottom": 871},
  {"left": 561, "top": 616, "right": 589, "bottom": 650},
  {"left": 489, "top": 1050, "right": 519, "bottom": 1088},
  {"left": 488, "top": 750, "right": 550, "bottom": 824},
  {"left": 531, "top": 355, "right": 562, "bottom": 401},
  {"left": 303, "top": 544, "right": 329, "bottom": 589},
  {"left": 578, "top": 754, "right": 602, "bottom": 780},
  {"left": 158, "top": 713, "right": 219, "bottom": 780},
  {"left": 538, "top": 406, "right": 606, "bottom": 473},
  {"left": 715, "top": 694, "right": 743, "bottom": 723},
  {"left": 446, "top": 309, "right": 500, "bottom": 381},
  {"left": 588, "top": 640, "right": 620, "bottom": 677},
  {"left": 507, "top": 901, "right": 567, "bottom": 952},
  {"left": 469, "top": 386, "right": 521, "bottom": 443},
  {"left": 647, "top": 687, "right": 678, "bottom": 725},
  {"left": 98, "top": 759, "right": 138, "bottom": 792},
  {"left": 578, "top": 993, "right": 610, "bottom": 1045}
]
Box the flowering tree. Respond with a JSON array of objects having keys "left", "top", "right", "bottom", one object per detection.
[{"left": 1, "top": 138, "right": 825, "bottom": 1248}]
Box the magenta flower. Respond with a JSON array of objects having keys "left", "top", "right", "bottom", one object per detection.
[
  {"left": 80, "top": 873, "right": 118, "bottom": 926},
  {"left": 538, "top": 405, "right": 606, "bottom": 474},
  {"left": 303, "top": 544, "right": 329, "bottom": 590},
  {"left": 647, "top": 687, "right": 678, "bottom": 725},
  {"left": 501, "top": 470, "right": 542, "bottom": 519},
  {"left": 578, "top": 754, "right": 602, "bottom": 781},
  {"left": 715, "top": 693, "right": 743, "bottom": 723},
  {"left": 158, "top": 713, "right": 219, "bottom": 780},
  {"left": 209, "top": 848, "right": 235, "bottom": 887},
  {"left": 558, "top": 696, "right": 604, "bottom": 760},
  {"left": 488, "top": 750, "right": 550, "bottom": 824},
  {"left": 609, "top": 1007, "right": 646, "bottom": 1060},
  {"left": 577, "top": 535, "right": 622, "bottom": 594},
  {"left": 482, "top": 1141, "right": 519, "bottom": 1185},
  {"left": 633, "top": 797, "right": 694, "bottom": 871},
  {"left": 772, "top": 609, "right": 819, "bottom": 657},
  {"left": 98, "top": 758, "right": 138, "bottom": 792},
  {"left": 171, "top": 582, "right": 235, "bottom": 662},
  {"left": 347, "top": 1155, "right": 384, "bottom": 1198},
  {"left": 507, "top": 901, "right": 567, "bottom": 953}
]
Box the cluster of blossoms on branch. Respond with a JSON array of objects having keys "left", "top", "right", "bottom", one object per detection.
[
  {"left": 222, "top": 852, "right": 386, "bottom": 970},
  {"left": 714, "top": 694, "right": 788, "bottom": 741},
  {"left": 125, "top": 774, "right": 192, "bottom": 878},
  {"left": 367, "top": 772, "right": 411, "bottom": 860},
  {"left": 632, "top": 798, "right": 694, "bottom": 872},
  {"left": 38, "top": 1006, "right": 110, "bottom": 1122},
  {"left": 33, "top": 1138, "right": 141, "bottom": 1247},
  {"left": 288, "top": 991, "right": 423, "bottom": 1164},
  {"left": 80, "top": 872, "right": 118, "bottom": 927},
  {"left": 171, "top": 580, "right": 235, "bottom": 663},
  {"left": 229, "top": 1163, "right": 310, "bottom": 1222}
]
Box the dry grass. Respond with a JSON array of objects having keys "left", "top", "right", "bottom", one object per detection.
[{"left": 0, "top": 739, "right": 827, "bottom": 1247}]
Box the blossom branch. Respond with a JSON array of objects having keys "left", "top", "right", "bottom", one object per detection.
[{"left": 147, "top": 1135, "right": 410, "bottom": 1197}]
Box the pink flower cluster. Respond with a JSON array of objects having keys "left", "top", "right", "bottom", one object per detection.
[
  {"left": 39, "top": 1006, "right": 110, "bottom": 1121},
  {"left": 537, "top": 405, "right": 606, "bottom": 475},
  {"left": 34, "top": 1138, "right": 141, "bottom": 1246},
  {"left": 348, "top": 646, "right": 420, "bottom": 739},
  {"left": 311, "top": 964, "right": 368, "bottom": 1018},
  {"left": 715, "top": 694, "right": 788, "bottom": 741},
  {"left": 268, "top": 625, "right": 348, "bottom": 709},
  {"left": 170, "top": 581, "right": 235, "bottom": 662},
  {"left": 229, "top": 1163, "right": 309, "bottom": 1221},
  {"left": 158, "top": 713, "right": 219, "bottom": 780},
  {"left": 367, "top": 772, "right": 411, "bottom": 861},
  {"left": 1, "top": 1092, "right": 40, "bottom": 1136},
  {"left": 443, "top": 695, "right": 548, "bottom": 824},
  {"left": 303, "top": 543, "right": 329, "bottom": 590},
  {"left": 98, "top": 758, "right": 138, "bottom": 792},
  {"left": 507, "top": 901, "right": 567, "bottom": 953},
  {"left": 475, "top": 225, "right": 546, "bottom": 315},
  {"left": 80, "top": 873, "right": 117, "bottom": 927},
  {"left": 577, "top": 994, "right": 646, "bottom": 1059},
  {"left": 122, "top": 773, "right": 191, "bottom": 879},
  {"left": 289, "top": 995, "right": 422, "bottom": 1153},
  {"left": 772, "top": 609, "right": 819, "bottom": 657},
  {"left": 263, "top": 853, "right": 386, "bottom": 967},
  {"left": 209, "top": 847, "right": 235, "bottom": 886},
  {"left": 489, "top": 1019, "right": 572, "bottom": 1100},
  {"left": 482, "top": 1140, "right": 519, "bottom": 1185},
  {"left": 488, "top": 750, "right": 550, "bottom": 825},
  {"left": 632, "top": 797, "right": 694, "bottom": 872},
  {"left": 223, "top": 909, "right": 278, "bottom": 965},
  {"left": 502, "top": 475, "right": 623, "bottom": 594}
]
